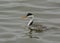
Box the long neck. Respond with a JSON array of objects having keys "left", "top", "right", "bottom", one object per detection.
[{"left": 27, "top": 17, "right": 34, "bottom": 26}]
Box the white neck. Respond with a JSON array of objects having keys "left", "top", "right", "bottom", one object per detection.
[{"left": 27, "top": 15, "right": 34, "bottom": 27}]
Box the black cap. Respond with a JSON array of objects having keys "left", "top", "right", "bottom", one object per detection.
[{"left": 26, "top": 13, "right": 33, "bottom": 16}]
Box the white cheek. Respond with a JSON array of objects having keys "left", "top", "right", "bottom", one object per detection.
[{"left": 28, "top": 15, "right": 34, "bottom": 18}]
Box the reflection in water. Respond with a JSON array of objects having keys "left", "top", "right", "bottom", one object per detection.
[
  {"left": 24, "top": 27, "right": 59, "bottom": 39},
  {"left": 27, "top": 32, "right": 39, "bottom": 39}
]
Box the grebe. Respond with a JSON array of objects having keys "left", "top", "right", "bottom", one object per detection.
[{"left": 21, "top": 13, "right": 47, "bottom": 33}]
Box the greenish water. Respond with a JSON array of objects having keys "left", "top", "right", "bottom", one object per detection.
[{"left": 0, "top": 0, "right": 60, "bottom": 43}]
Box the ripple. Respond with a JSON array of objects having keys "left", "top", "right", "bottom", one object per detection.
[
  {"left": 43, "top": 35, "right": 60, "bottom": 42},
  {"left": 0, "top": 33, "right": 15, "bottom": 38}
]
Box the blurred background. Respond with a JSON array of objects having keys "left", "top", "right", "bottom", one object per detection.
[{"left": 0, "top": 0, "right": 60, "bottom": 43}]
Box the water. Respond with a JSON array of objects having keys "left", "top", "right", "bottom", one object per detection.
[{"left": 0, "top": 0, "right": 60, "bottom": 43}]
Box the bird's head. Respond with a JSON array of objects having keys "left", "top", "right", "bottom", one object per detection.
[{"left": 21, "top": 13, "right": 34, "bottom": 19}]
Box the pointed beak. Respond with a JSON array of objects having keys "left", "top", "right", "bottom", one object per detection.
[{"left": 21, "top": 16, "right": 27, "bottom": 19}]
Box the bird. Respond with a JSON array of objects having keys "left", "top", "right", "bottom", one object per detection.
[{"left": 21, "top": 13, "right": 47, "bottom": 34}]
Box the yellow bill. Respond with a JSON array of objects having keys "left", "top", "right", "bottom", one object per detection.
[{"left": 21, "top": 16, "right": 27, "bottom": 19}]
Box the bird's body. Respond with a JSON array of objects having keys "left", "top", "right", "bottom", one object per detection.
[
  {"left": 21, "top": 13, "right": 47, "bottom": 33},
  {"left": 28, "top": 22, "right": 47, "bottom": 33}
]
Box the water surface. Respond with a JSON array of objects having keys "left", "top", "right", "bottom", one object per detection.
[{"left": 0, "top": 0, "right": 60, "bottom": 43}]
